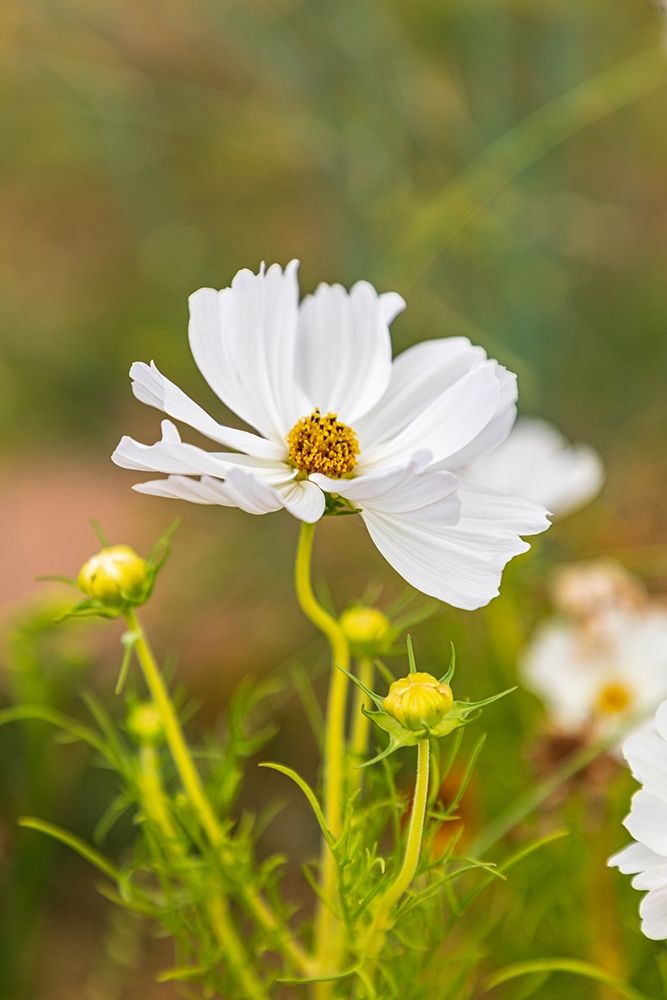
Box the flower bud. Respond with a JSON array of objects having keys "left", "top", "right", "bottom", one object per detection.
[
  {"left": 127, "top": 702, "right": 163, "bottom": 744},
  {"left": 78, "top": 545, "right": 148, "bottom": 605},
  {"left": 383, "top": 672, "right": 453, "bottom": 732},
  {"left": 339, "top": 606, "right": 390, "bottom": 652}
]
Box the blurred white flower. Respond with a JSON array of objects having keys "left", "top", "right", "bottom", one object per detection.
[
  {"left": 609, "top": 699, "right": 667, "bottom": 940},
  {"left": 521, "top": 608, "right": 667, "bottom": 747},
  {"left": 463, "top": 416, "right": 604, "bottom": 518},
  {"left": 552, "top": 559, "right": 646, "bottom": 624},
  {"left": 113, "top": 260, "right": 550, "bottom": 609}
]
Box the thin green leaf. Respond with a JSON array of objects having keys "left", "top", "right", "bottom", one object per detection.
[
  {"left": 483, "top": 958, "right": 651, "bottom": 1000},
  {"left": 277, "top": 965, "right": 360, "bottom": 985},
  {"left": 36, "top": 573, "right": 77, "bottom": 586},
  {"left": 157, "top": 965, "right": 208, "bottom": 983},
  {"left": 18, "top": 817, "right": 119, "bottom": 881},
  {"left": 439, "top": 643, "right": 456, "bottom": 685},
  {"left": 406, "top": 634, "right": 417, "bottom": 673},
  {"left": 337, "top": 665, "right": 384, "bottom": 709},
  {"left": 0, "top": 705, "right": 104, "bottom": 753},
  {"left": 258, "top": 762, "right": 334, "bottom": 848},
  {"left": 90, "top": 518, "right": 109, "bottom": 546}
]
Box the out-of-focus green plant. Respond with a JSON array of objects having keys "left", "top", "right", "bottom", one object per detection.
[
  {"left": 6, "top": 522, "right": 655, "bottom": 1000},
  {"left": 5, "top": 527, "right": 533, "bottom": 1000},
  {"left": 0, "top": 596, "right": 96, "bottom": 998}
]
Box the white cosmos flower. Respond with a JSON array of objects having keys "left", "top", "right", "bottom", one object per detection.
[
  {"left": 609, "top": 699, "right": 667, "bottom": 940},
  {"left": 112, "top": 260, "right": 550, "bottom": 610},
  {"left": 463, "top": 416, "right": 604, "bottom": 518},
  {"left": 521, "top": 608, "right": 667, "bottom": 749}
]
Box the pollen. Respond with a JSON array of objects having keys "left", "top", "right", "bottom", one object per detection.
[
  {"left": 596, "top": 680, "right": 633, "bottom": 716},
  {"left": 287, "top": 409, "right": 359, "bottom": 478}
]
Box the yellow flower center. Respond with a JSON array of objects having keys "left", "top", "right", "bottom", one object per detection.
[
  {"left": 596, "top": 681, "right": 633, "bottom": 716},
  {"left": 286, "top": 409, "right": 359, "bottom": 478}
]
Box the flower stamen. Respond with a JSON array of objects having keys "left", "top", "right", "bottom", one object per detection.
[
  {"left": 596, "top": 681, "right": 633, "bottom": 716},
  {"left": 287, "top": 409, "right": 359, "bottom": 478}
]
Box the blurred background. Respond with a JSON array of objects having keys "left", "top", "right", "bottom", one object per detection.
[{"left": 1, "top": 1, "right": 666, "bottom": 997}]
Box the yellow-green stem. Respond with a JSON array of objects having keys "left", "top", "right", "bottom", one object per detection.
[
  {"left": 137, "top": 730, "right": 265, "bottom": 1000},
  {"left": 294, "top": 522, "right": 350, "bottom": 989},
  {"left": 125, "top": 608, "right": 312, "bottom": 979},
  {"left": 138, "top": 744, "right": 179, "bottom": 841},
  {"left": 364, "top": 739, "right": 430, "bottom": 967},
  {"left": 349, "top": 657, "right": 373, "bottom": 766},
  {"left": 126, "top": 608, "right": 222, "bottom": 845}
]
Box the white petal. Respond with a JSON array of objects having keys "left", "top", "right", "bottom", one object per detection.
[
  {"left": 112, "top": 421, "right": 232, "bottom": 477},
  {"left": 355, "top": 337, "right": 487, "bottom": 447},
  {"left": 453, "top": 481, "right": 551, "bottom": 536},
  {"left": 222, "top": 467, "right": 289, "bottom": 515},
  {"left": 640, "top": 887, "right": 667, "bottom": 940},
  {"left": 133, "top": 470, "right": 286, "bottom": 516},
  {"left": 652, "top": 700, "right": 667, "bottom": 744},
  {"left": 625, "top": 790, "right": 667, "bottom": 855},
  {"left": 623, "top": 724, "right": 667, "bottom": 800},
  {"left": 296, "top": 281, "right": 399, "bottom": 422},
  {"left": 360, "top": 363, "right": 502, "bottom": 469},
  {"left": 379, "top": 291, "right": 406, "bottom": 325},
  {"left": 275, "top": 479, "right": 326, "bottom": 523},
  {"left": 633, "top": 863, "right": 667, "bottom": 891},
  {"left": 189, "top": 260, "right": 309, "bottom": 441},
  {"left": 129, "top": 361, "right": 284, "bottom": 460},
  {"left": 311, "top": 452, "right": 460, "bottom": 525},
  {"left": 360, "top": 480, "right": 547, "bottom": 611},
  {"left": 440, "top": 366, "right": 517, "bottom": 469},
  {"left": 133, "top": 475, "right": 237, "bottom": 506},
  {"left": 463, "top": 417, "right": 604, "bottom": 518},
  {"left": 608, "top": 841, "right": 665, "bottom": 874}
]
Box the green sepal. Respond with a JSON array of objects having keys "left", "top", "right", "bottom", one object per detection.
[
  {"left": 337, "top": 665, "right": 385, "bottom": 710},
  {"left": 360, "top": 688, "right": 516, "bottom": 765},
  {"left": 359, "top": 707, "right": 420, "bottom": 766},
  {"left": 55, "top": 598, "right": 125, "bottom": 622},
  {"left": 323, "top": 493, "right": 362, "bottom": 517},
  {"left": 439, "top": 643, "right": 456, "bottom": 685}
]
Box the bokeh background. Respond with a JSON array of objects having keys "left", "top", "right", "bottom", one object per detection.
[{"left": 1, "top": 1, "right": 666, "bottom": 998}]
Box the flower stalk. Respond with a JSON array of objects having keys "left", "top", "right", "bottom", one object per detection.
[
  {"left": 133, "top": 708, "right": 265, "bottom": 1000},
  {"left": 294, "top": 521, "right": 351, "bottom": 988},
  {"left": 349, "top": 656, "right": 373, "bottom": 764},
  {"left": 124, "top": 607, "right": 313, "bottom": 982},
  {"left": 364, "top": 738, "right": 430, "bottom": 968}
]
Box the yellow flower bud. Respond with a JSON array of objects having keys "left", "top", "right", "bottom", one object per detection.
[
  {"left": 383, "top": 672, "right": 454, "bottom": 732},
  {"left": 339, "top": 606, "right": 390, "bottom": 651},
  {"left": 127, "top": 703, "right": 163, "bottom": 743},
  {"left": 78, "top": 545, "right": 148, "bottom": 605}
]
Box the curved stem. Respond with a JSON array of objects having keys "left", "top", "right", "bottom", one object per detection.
[
  {"left": 294, "top": 522, "right": 351, "bottom": 987},
  {"left": 124, "top": 608, "right": 312, "bottom": 979},
  {"left": 364, "top": 739, "right": 430, "bottom": 968}
]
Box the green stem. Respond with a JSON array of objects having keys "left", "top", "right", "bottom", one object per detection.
[
  {"left": 364, "top": 739, "right": 430, "bottom": 968},
  {"left": 349, "top": 657, "right": 373, "bottom": 766},
  {"left": 294, "top": 522, "right": 351, "bottom": 988},
  {"left": 126, "top": 608, "right": 222, "bottom": 845},
  {"left": 124, "top": 608, "right": 312, "bottom": 981},
  {"left": 138, "top": 741, "right": 263, "bottom": 999},
  {"left": 138, "top": 744, "right": 179, "bottom": 842}
]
